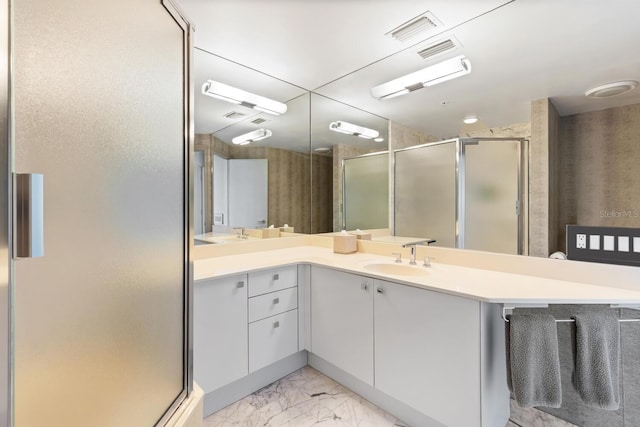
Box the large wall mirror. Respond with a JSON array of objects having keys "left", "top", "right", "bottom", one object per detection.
[{"left": 187, "top": 1, "right": 640, "bottom": 257}]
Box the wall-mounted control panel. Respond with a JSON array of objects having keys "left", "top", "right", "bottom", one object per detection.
[{"left": 566, "top": 225, "right": 640, "bottom": 267}]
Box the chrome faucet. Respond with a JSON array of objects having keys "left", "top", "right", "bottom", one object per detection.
[
  {"left": 402, "top": 239, "right": 436, "bottom": 265},
  {"left": 235, "top": 228, "right": 249, "bottom": 239}
]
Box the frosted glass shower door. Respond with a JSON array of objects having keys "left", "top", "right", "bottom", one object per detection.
[
  {"left": 463, "top": 140, "right": 520, "bottom": 254},
  {"left": 394, "top": 141, "right": 457, "bottom": 247},
  {"left": 12, "top": 1, "right": 190, "bottom": 426},
  {"left": 343, "top": 153, "right": 389, "bottom": 230}
]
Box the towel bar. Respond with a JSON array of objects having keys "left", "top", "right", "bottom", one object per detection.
[{"left": 502, "top": 306, "right": 640, "bottom": 323}]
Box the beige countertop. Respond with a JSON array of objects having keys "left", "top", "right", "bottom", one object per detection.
[{"left": 194, "top": 245, "right": 640, "bottom": 305}]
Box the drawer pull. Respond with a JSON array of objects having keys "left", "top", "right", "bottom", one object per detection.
[
  {"left": 273, "top": 321, "right": 280, "bottom": 328},
  {"left": 273, "top": 297, "right": 280, "bottom": 304},
  {"left": 273, "top": 273, "right": 280, "bottom": 280},
  {"left": 376, "top": 287, "right": 384, "bottom": 294},
  {"left": 237, "top": 281, "right": 245, "bottom": 288},
  {"left": 361, "top": 283, "right": 368, "bottom": 291}
]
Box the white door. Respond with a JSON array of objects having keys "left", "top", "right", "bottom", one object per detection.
[{"left": 228, "top": 159, "right": 268, "bottom": 228}]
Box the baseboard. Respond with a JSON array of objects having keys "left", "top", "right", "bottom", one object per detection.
[
  {"left": 203, "top": 351, "right": 308, "bottom": 417},
  {"left": 308, "top": 353, "right": 445, "bottom": 427}
]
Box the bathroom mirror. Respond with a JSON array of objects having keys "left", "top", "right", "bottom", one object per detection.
[{"left": 310, "top": 93, "right": 389, "bottom": 233}]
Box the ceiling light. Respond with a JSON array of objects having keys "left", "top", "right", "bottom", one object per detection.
[
  {"left": 386, "top": 12, "right": 441, "bottom": 42},
  {"left": 463, "top": 116, "right": 478, "bottom": 124},
  {"left": 371, "top": 55, "right": 472, "bottom": 100},
  {"left": 202, "top": 80, "right": 287, "bottom": 115},
  {"left": 314, "top": 147, "right": 331, "bottom": 153},
  {"left": 585, "top": 80, "right": 638, "bottom": 98},
  {"left": 374, "top": 137, "right": 385, "bottom": 142},
  {"left": 231, "top": 128, "right": 272, "bottom": 145},
  {"left": 329, "top": 121, "right": 380, "bottom": 139}
]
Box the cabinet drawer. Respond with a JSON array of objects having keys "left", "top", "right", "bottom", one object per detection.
[
  {"left": 248, "top": 265, "right": 297, "bottom": 297},
  {"left": 249, "top": 287, "right": 297, "bottom": 323},
  {"left": 249, "top": 309, "right": 298, "bottom": 373}
]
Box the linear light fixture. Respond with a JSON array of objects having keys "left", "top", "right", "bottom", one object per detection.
[
  {"left": 202, "top": 80, "right": 287, "bottom": 115},
  {"left": 329, "top": 121, "right": 379, "bottom": 139},
  {"left": 371, "top": 55, "right": 472, "bottom": 100},
  {"left": 231, "top": 128, "right": 272, "bottom": 145}
]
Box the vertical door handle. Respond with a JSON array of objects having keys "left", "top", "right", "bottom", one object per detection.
[
  {"left": 15, "top": 173, "right": 44, "bottom": 258},
  {"left": 361, "top": 283, "right": 368, "bottom": 291}
]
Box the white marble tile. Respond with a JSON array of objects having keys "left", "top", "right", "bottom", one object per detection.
[
  {"left": 204, "top": 366, "right": 406, "bottom": 427},
  {"left": 509, "top": 399, "right": 578, "bottom": 427}
]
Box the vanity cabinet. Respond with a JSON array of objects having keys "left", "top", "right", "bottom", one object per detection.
[
  {"left": 194, "top": 274, "right": 248, "bottom": 393},
  {"left": 310, "top": 266, "right": 374, "bottom": 386},
  {"left": 374, "top": 279, "right": 482, "bottom": 427}
]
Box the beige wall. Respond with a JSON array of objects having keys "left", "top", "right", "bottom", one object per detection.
[
  {"left": 554, "top": 102, "right": 640, "bottom": 251},
  {"left": 312, "top": 153, "right": 333, "bottom": 233}
]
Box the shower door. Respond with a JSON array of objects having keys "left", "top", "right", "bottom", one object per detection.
[
  {"left": 7, "top": 1, "right": 193, "bottom": 426},
  {"left": 343, "top": 152, "right": 389, "bottom": 230}
]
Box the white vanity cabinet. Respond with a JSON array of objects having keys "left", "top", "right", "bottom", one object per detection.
[
  {"left": 374, "top": 279, "right": 483, "bottom": 427},
  {"left": 194, "top": 274, "right": 248, "bottom": 394},
  {"left": 310, "top": 266, "right": 374, "bottom": 386},
  {"left": 248, "top": 266, "right": 299, "bottom": 373}
]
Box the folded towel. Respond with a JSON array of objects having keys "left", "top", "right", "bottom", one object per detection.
[
  {"left": 506, "top": 313, "right": 562, "bottom": 408},
  {"left": 573, "top": 310, "right": 621, "bottom": 410}
]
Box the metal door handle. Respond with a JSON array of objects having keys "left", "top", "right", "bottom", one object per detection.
[
  {"left": 15, "top": 173, "right": 44, "bottom": 258},
  {"left": 273, "top": 321, "right": 280, "bottom": 328},
  {"left": 376, "top": 288, "right": 384, "bottom": 294},
  {"left": 361, "top": 283, "right": 368, "bottom": 290},
  {"left": 273, "top": 297, "right": 279, "bottom": 304},
  {"left": 273, "top": 274, "right": 279, "bottom": 280},
  {"left": 236, "top": 281, "right": 245, "bottom": 288}
]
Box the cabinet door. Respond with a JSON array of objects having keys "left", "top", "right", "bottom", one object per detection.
[
  {"left": 249, "top": 309, "right": 298, "bottom": 373},
  {"left": 374, "top": 280, "right": 481, "bottom": 427},
  {"left": 311, "top": 267, "right": 374, "bottom": 386},
  {"left": 194, "top": 275, "right": 248, "bottom": 393}
]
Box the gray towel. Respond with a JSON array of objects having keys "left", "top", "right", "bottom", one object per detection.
[
  {"left": 573, "top": 310, "right": 620, "bottom": 410},
  {"left": 506, "top": 313, "right": 562, "bottom": 408}
]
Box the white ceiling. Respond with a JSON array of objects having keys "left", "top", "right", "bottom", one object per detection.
[{"left": 179, "top": 0, "right": 640, "bottom": 139}]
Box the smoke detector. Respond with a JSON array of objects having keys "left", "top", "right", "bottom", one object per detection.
[{"left": 585, "top": 80, "right": 638, "bottom": 98}]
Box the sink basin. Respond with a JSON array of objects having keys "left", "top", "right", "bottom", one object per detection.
[{"left": 363, "top": 263, "right": 429, "bottom": 277}]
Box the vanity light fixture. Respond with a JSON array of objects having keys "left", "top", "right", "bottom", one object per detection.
[
  {"left": 371, "top": 55, "right": 472, "bottom": 100},
  {"left": 463, "top": 115, "right": 478, "bottom": 124},
  {"left": 329, "top": 121, "right": 380, "bottom": 139},
  {"left": 585, "top": 80, "right": 638, "bottom": 98},
  {"left": 231, "top": 128, "right": 272, "bottom": 145},
  {"left": 202, "top": 80, "right": 287, "bottom": 115}
]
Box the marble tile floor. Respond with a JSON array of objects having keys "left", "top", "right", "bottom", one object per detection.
[{"left": 204, "top": 366, "right": 575, "bottom": 427}]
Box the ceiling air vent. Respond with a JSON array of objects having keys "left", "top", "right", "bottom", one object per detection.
[
  {"left": 387, "top": 11, "right": 441, "bottom": 42},
  {"left": 223, "top": 111, "right": 246, "bottom": 120},
  {"left": 417, "top": 37, "right": 458, "bottom": 60},
  {"left": 251, "top": 117, "right": 268, "bottom": 125}
]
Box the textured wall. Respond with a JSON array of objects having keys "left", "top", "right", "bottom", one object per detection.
[
  {"left": 311, "top": 153, "right": 333, "bottom": 233},
  {"left": 556, "top": 103, "right": 640, "bottom": 252}
]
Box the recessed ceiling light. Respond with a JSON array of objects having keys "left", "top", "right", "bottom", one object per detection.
[
  {"left": 585, "top": 80, "right": 638, "bottom": 98},
  {"left": 374, "top": 137, "right": 384, "bottom": 142},
  {"left": 463, "top": 116, "right": 478, "bottom": 124}
]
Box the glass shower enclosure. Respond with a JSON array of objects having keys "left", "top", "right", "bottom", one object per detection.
[{"left": 394, "top": 138, "right": 527, "bottom": 255}]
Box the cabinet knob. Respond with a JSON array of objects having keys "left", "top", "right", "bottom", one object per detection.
[
  {"left": 273, "top": 321, "right": 280, "bottom": 328},
  {"left": 361, "top": 283, "right": 368, "bottom": 291},
  {"left": 236, "top": 281, "right": 245, "bottom": 288},
  {"left": 273, "top": 297, "right": 280, "bottom": 304},
  {"left": 273, "top": 273, "right": 280, "bottom": 280},
  {"left": 376, "top": 287, "right": 384, "bottom": 294}
]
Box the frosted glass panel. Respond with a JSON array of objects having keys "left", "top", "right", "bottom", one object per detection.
[
  {"left": 13, "top": 1, "right": 186, "bottom": 425},
  {"left": 344, "top": 153, "right": 388, "bottom": 230},
  {"left": 464, "top": 141, "right": 519, "bottom": 254},
  {"left": 395, "top": 142, "right": 457, "bottom": 247}
]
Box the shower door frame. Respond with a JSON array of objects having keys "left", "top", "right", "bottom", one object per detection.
[{"left": 393, "top": 137, "right": 528, "bottom": 255}]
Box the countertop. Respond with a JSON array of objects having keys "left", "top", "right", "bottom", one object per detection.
[{"left": 194, "top": 245, "right": 640, "bottom": 305}]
